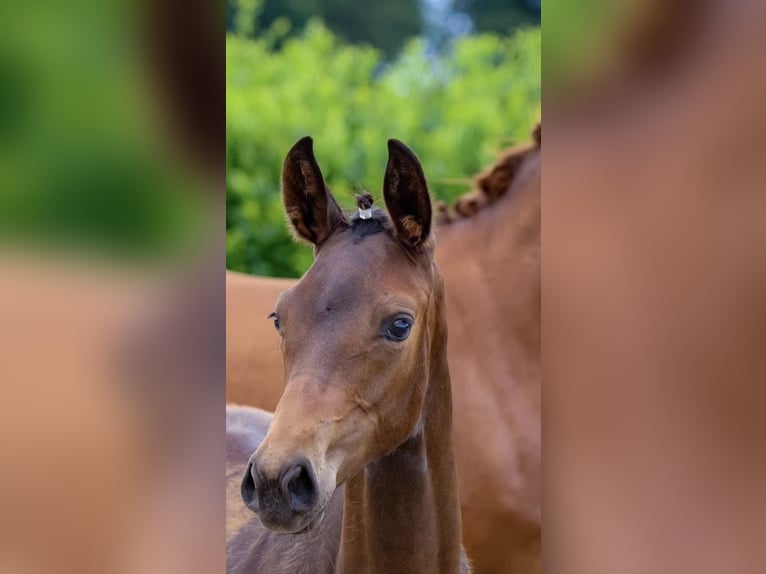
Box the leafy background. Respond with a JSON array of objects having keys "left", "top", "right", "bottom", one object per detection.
[{"left": 226, "top": 0, "right": 541, "bottom": 277}]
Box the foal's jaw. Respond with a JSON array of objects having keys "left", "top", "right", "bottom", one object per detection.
[{"left": 239, "top": 381, "right": 388, "bottom": 533}]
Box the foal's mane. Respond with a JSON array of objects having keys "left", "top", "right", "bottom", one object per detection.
[{"left": 435, "top": 123, "right": 541, "bottom": 225}]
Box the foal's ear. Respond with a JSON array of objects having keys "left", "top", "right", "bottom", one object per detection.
[
  {"left": 383, "top": 139, "right": 432, "bottom": 251},
  {"left": 281, "top": 137, "right": 346, "bottom": 246}
]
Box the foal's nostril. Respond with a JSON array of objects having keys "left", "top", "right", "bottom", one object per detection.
[
  {"left": 240, "top": 462, "right": 259, "bottom": 511},
  {"left": 280, "top": 461, "right": 318, "bottom": 513}
]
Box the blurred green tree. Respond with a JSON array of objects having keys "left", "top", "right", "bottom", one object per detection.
[
  {"left": 227, "top": 0, "right": 422, "bottom": 58},
  {"left": 457, "top": 0, "right": 540, "bottom": 34},
  {"left": 226, "top": 21, "right": 540, "bottom": 277}
]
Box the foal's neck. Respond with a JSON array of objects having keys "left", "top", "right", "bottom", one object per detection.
[{"left": 337, "top": 299, "right": 462, "bottom": 574}]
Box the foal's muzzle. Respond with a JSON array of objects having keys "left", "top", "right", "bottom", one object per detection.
[{"left": 241, "top": 455, "right": 320, "bottom": 533}]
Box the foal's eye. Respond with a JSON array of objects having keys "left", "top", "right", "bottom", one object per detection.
[
  {"left": 385, "top": 316, "right": 413, "bottom": 342},
  {"left": 268, "top": 312, "right": 280, "bottom": 332}
]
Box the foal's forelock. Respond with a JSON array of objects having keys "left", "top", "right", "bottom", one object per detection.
[{"left": 330, "top": 209, "right": 435, "bottom": 267}]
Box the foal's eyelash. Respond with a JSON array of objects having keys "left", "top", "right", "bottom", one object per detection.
[{"left": 267, "top": 312, "right": 281, "bottom": 332}]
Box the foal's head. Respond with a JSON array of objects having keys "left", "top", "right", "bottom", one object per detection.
[{"left": 241, "top": 137, "right": 445, "bottom": 533}]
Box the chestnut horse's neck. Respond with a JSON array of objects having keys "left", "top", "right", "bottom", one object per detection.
[
  {"left": 337, "top": 280, "right": 464, "bottom": 574},
  {"left": 438, "top": 147, "right": 540, "bottom": 359}
]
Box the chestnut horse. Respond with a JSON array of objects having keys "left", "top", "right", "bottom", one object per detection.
[
  {"left": 227, "top": 126, "right": 541, "bottom": 573},
  {"left": 227, "top": 137, "right": 471, "bottom": 573}
]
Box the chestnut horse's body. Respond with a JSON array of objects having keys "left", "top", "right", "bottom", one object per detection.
[
  {"left": 226, "top": 273, "right": 293, "bottom": 396},
  {"left": 227, "top": 138, "right": 470, "bottom": 573},
  {"left": 440, "top": 137, "right": 541, "bottom": 573},
  {"left": 227, "top": 129, "right": 541, "bottom": 573}
]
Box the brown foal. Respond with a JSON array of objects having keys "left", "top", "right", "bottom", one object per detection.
[
  {"left": 227, "top": 128, "right": 541, "bottom": 573},
  {"left": 226, "top": 137, "right": 470, "bottom": 573}
]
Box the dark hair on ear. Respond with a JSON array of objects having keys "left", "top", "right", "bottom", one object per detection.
[
  {"left": 281, "top": 136, "right": 347, "bottom": 246},
  {"left": 383, "top": 139, "right": 432, "bottom": 251}
]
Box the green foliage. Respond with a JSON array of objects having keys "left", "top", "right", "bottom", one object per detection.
[
  {"left": 227, "top": 0, "right": 422, "bottom": 58},
  {"left": 227, "top": 0, "right": 540, "bottom": 57},
  {"left": 231, "top": 0, "right": 263, "bottom": 37},
  {"left": 0, "top": 0, "right": 205, "bottom": 262},
  {"left": 543, "top": 0, "right": 629, "bottom": 90},
  {"left": 457, "top": 0, "right": 540, "bottom": 34},
  {"left": 226, "top": 22, "right": 540, "bottom": 277}
]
